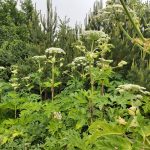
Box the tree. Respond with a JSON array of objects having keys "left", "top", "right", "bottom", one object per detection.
[
  {"left": 40, "top": 0, "right": 57, "bottom": 48},
  {"left": 56, "top": 18, "right": 81, "bottom": 64}
]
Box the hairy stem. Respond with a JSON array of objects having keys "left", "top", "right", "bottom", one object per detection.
[
  {"left": 101, "top": 80, "right": 104, "bottom": 96},
  {"left": 51, "top": 55, "right": 55, "bottom": 101},
  {"left": 38, "top": 61, "right": 42, "bottom": 100},
  {"left": 120, "top": 0, "right": 145, "bottom": 42},
  {"left": 89, "top": 63, "right": 94, "bottom": 94},
  {"left": 15, "top": 105, "right": 17, "bottom": 119},
  {"left": 118, "top": 23, "right": 132, "bottom": 41}
]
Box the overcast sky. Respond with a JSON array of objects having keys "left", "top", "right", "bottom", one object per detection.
[
  {"left": 32, "top": 0, "right": 106, "bottom": 26},
  {"left": 32, "top": 0, "right": 146, "bottom": 27}
]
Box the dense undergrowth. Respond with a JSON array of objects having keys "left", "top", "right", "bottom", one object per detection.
[
  {"left": 0, "top": 0, "right": 150, "bottom": 149},
  {"left": 0, "top": 30, "right": 150, "bottom": 150}
]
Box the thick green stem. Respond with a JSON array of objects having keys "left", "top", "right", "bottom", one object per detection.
[
  {"left": 38, "top": 62, "right": 42, "bottom": 100},
  {"left": 89, "top": 62, "right": 94, "bottom": 123},
  {"left": 39, "top": 85, "right": 42, "bottom": 100},
  {"left": 118, "top": 23, "right": 132, "bottom": 41},
  {"left": 51, "top": 55, "right": 55, "bottom": 101},
  {"left": 89, "top": 98, "right": 93, "bottom": 124},
  {"left": 101, "top": 80, "right": 104, "bottom": 96},
  {"left": 91, "top": 40, "right": 94, "bottom": 52},
  {"left": 89, "top": 63, "right": 94, "bottom": 94},
  {"left": 146, "top": 138, "right": 150, "bottom": 145},
  {"left": 120, "top": 0, "right": 145, "bottom": 42},
  {"left": 15, "top": 105, "right": 17, "bottom": 119},
  {"left": 90, "top": 40, "right": 94, "bottom": 93},
  {"left": 119, "top": 23, "right": 147, "bottom": 60},
  {"left": 100, "top": 62, "right": 105, "bottom": 96}
]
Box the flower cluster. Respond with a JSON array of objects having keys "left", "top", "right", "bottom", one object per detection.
[
  {"left": 117, "top": 60, "right": 127, "bottom": 67},
  {"left": 116, "top": 84, "right": 150, "bottom": 95},
  {"left": 70, "top": 57, "right": 88, "bottom": 68},
  {"left": 53, "top": 112, "right": 62, "bottom": 120},
  {"left": 128, "top": 106, "right": 139, "bottom": 116},
  {"left": 32, "top": 55, "right": 46, "bottom": 61},
  {"left": 86, "top": 52, "right": 98, "bottom": 62},
  {"left": 97, "top": 58, "right": 113, "bottom": 68},
  {"left": 45, "top": 47, "right": 66, "bottom": 55},
  {"left": 11, "top": 65, "right": 18, "bottom": 75},
  {"left": 0, "top": 66, "right": 5, "bottom": 70},
  {"left": 99, "top": 58, "right": 113, "bottom": 63},
  {"left": 135, "top": 94, "right": 143, "bottom": 100},
  {"left": 82, "top": 30, "right": 109, "bottom": 43},
  {"left": 10, "top": 65, "right": 20, "bottom": 90},
  {"left": 11, "top": 83, "right": 20, "bottom": 90},
  {"left": 117, "top": 116, "right": 127, "bottom": 125}
]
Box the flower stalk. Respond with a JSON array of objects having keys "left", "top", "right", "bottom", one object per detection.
[
  {"left": 51, "top": 54, "right": 55, "bottom": 101},
  {"left": 120, "top": 0, "right": 145, "bottom": 42}
]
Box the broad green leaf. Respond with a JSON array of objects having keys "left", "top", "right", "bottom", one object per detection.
[{"left": 88, "top": 120, "right": 124, "bottom": 144}]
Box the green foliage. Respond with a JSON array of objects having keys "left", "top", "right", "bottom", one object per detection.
[{"left": 0, "top": 0, "right": 149, "bottom": 149}]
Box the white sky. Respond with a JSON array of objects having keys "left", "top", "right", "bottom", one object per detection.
[
  {"left": 32, "top": 0, "right": 147, "bottom": 27},
  {"left": 32, "top": 0, "right": 106, "bottom": 26}
]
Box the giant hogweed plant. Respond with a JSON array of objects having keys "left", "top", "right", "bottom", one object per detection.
[
  {"left": 31, "top": 55, "right": 47, "bottom": 98},
  {"left": 72, "top": 30, "right": 113, "bottom": 94},
  {"left": 45, "top": 47, "right": 66, "bottom": 101},
  {"left": 8, "top": 47, "right": 66, "bottom": 101},
  {"left": 69, "top": 30, "right": 127, "bottom": 123},
  {"left": 88, "top": 0, "right": 150, "bottom": 89},
  {"left": 28, "top": 47, "right": 65, "bottom": 101}
]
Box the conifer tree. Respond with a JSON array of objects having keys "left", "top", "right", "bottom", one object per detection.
[
  {"left": 56, "top": 18, "right": 81, "bottom": 63},
  {"left": 40, "top": 0, "right": 57, "bottom": 47}
]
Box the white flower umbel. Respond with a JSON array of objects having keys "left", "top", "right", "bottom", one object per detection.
[
  {"left": 73, "top": 57, "right": 87, "bottom": 65},
  {"left": 74, "top": 56, "right": 86, "bottom": 62},
  {"left": 10, "top": 65, "right": 19, "bottom": 91},
  {"left": 117, "top": 116, "right": 127, "bottom": 125},
  {"left": 82, "top": 30, "right": 109, "bottom": 43},
  {"left": 45, "top": 47, "right": 66, "bottom": 55},
  {"left": 135, "top": 94, "right": 143, "bottom": 100},
  {"left": 11, "top": 83, "right": 20, "bottom": 90},
  {"left": 97, "top": 58, "right": 113, "bottom": 67},
  {"left": 116, "top": 84, "right": 150, "bottom": 95},
  {"left": 117, "top": 60, "right": 127, "bottom": 67},
  {"left": 53, "top": 112, "right": 62, "bottom": 120},
  {"left": 0, "top": 66, "right": 5, "bottom": 70},
  {"left": 32, "top": 55, "right": 46, "bottom": 60},
  {"left": 69, "top": 57, "right": 88, "bottom": 70},
  {"left": 99, "top": 58, "right": 113, "bottom": 64}
]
